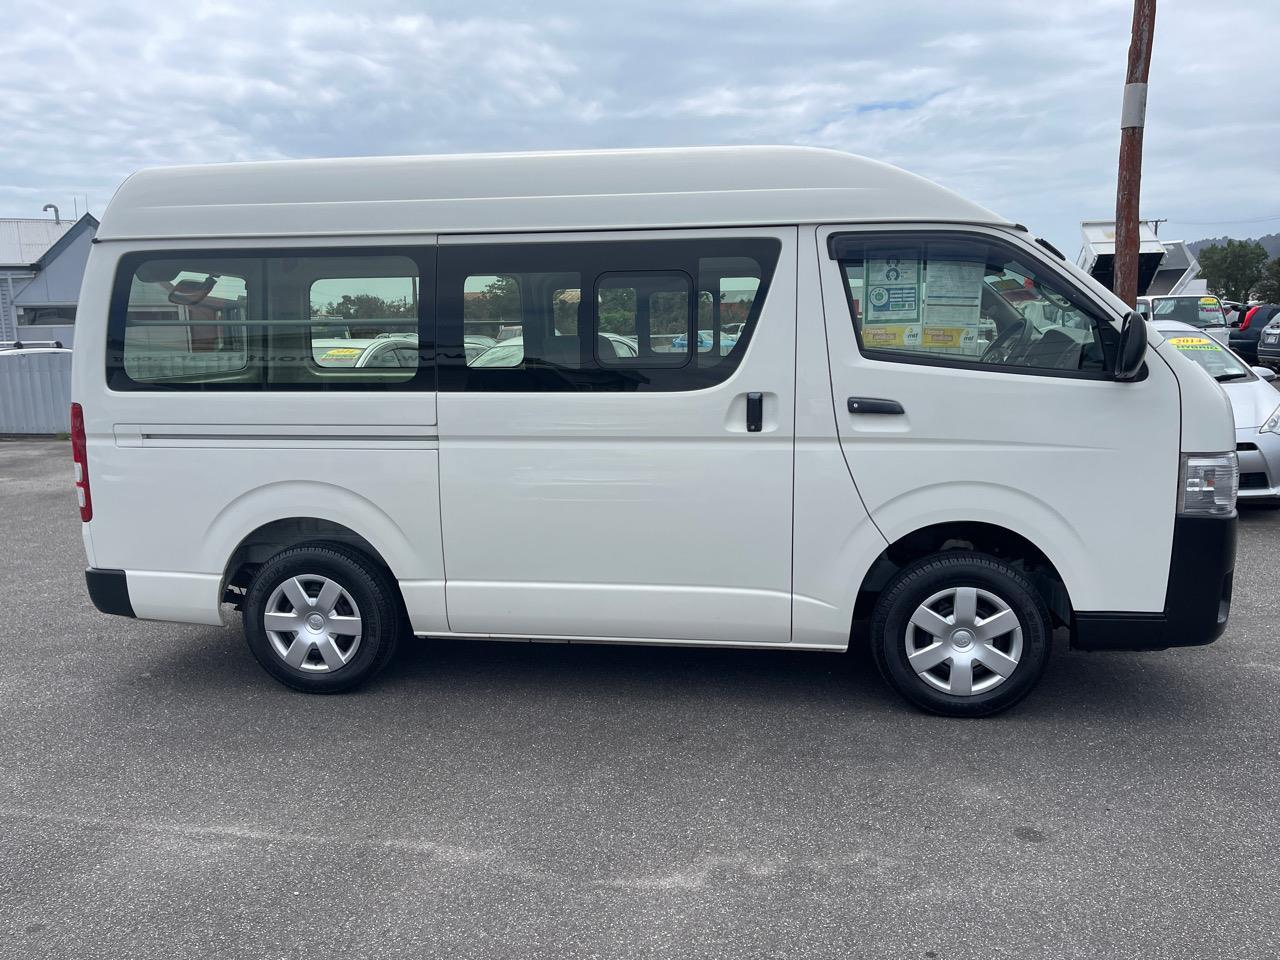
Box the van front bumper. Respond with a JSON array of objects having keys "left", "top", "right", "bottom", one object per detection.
[
  {"left": 85, "top": 568, "right": 135, "bottom": 618},
  {"left": 1072, "top": 514, "right": 1236, "bottom": 651}
]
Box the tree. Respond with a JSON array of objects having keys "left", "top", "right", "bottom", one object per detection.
[
  {"left": 1197, "top": 240, "right": 1268, "bottom": 302},
  {"left": 319, "top": 293, "right": 414, "bottom": 319},
  {"left": 1254, "top": 257, "right": 1280, "bottom": 304}
]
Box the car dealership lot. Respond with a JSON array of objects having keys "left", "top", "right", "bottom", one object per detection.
[{"left": 1, "top": 439, "right": 1277, "bottom": 959}]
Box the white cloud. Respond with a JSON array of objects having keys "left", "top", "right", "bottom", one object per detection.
[{"left": 1, "top": 0, "right": 1276, "bottom": 251}]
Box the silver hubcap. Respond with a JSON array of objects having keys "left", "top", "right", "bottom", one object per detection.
[
  {"left": 905, "top": 586, "right": 1023, "bottom": 696},
  {"left": 264, "top": 574, "right": 362, "bottom": 673}
]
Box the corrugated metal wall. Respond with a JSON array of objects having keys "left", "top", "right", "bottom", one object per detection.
[
  {"left": 0, "top": 350, "right": 71, "bottom": 434},
  {"left": 0, "top": 275, "right": 15, "bottom": 342}
]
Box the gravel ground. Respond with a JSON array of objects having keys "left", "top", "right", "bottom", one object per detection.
[{"left": 0, "top": 439, "right": 1276, "bottom": 959}]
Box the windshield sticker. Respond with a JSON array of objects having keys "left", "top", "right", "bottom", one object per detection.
[
  {"left": 862, "top": 323, "right": 922, "bottom": 349},
  {"left": 321, "top": 347, "right": 362, "bottom": 358},
  {"left": 1199, "top": 299, "right": 1224, "bottom": 321},
  {"left": 1168, "top": 336, "right": 1216, "bottom": 350}
]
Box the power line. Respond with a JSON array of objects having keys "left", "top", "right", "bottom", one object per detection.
[{"left": 1167, "top": 214, "right": 1280, "bottom": 226}]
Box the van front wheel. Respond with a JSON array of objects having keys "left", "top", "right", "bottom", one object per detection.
[
  {"left": 870, "top": 552, "right": 1051, "bottom": 717},
  {"left": 242, "top": 542, "right": 401, "bottom": 694}
]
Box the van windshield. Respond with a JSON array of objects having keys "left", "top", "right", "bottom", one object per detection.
[{"left": 1152, "top": 296, "right": 1225, "bottom": 329}]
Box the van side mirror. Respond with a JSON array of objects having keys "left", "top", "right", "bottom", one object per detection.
[
  {"left": 1115, "top": 311, "right": 1147, "bottom": 382},
  {"left": 1252, "top": 365, "right": 1277, "bottom": 382}
]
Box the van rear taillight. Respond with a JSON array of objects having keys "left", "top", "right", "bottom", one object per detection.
[{"left": 70, "top": 402, "right": 92, "bottom": 522}]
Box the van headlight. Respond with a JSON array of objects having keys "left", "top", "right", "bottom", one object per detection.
[
  {"left": 1261, "top": 404, "right": 1280, "bottom": 435},
  {"left": 1178, "top": 453, "right": 1238, "bottom": 516}
]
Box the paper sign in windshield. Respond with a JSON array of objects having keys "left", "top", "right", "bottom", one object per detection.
[
  {"left": 863, "top": 253, "right": 922, "bottom": 348},
  {"left": 923, "top": 260, "right": 985, "bottom": 353},
  {"left": 1198, "top": 298, "right": 1224, "bottom": 322}
]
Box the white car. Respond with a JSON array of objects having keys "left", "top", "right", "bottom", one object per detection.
[
  {"left": 1137, "top": 295, "right": 1230, "bottom": 345},
  {"left": 311, "top": 335, "right": 419, "bottom": 369},
  {"left": 1154, "top": 320, "right": 1280, "bottom": 501},
  {"left": 469, "top": 333, "right": 638, "bottom": 367}
]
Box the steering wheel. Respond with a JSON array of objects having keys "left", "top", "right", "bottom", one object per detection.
[{"left": 980, "top": 318, "right": 1027, "bottom": 365}]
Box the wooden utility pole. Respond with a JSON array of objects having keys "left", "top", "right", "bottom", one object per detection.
[{"left": 1113, "top": 0, "right": 1157, "bottom": 307}]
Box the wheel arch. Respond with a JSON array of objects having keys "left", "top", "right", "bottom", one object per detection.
[
  {"left": 853, "top": 520, "right": 1074, "bottom": 627},
  {"left": 204, "top": 480, "right": 421, "bottom": 608}
]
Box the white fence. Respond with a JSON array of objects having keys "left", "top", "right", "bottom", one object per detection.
[{"left": 0, "top": 349, "right": 72, "bottom": 434}]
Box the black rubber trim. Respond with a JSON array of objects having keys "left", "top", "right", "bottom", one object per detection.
[
  {"left": 1072, "top": 514, "right": 1236, "bottom": 651},
  {"left": 85, "top": 568, "right": 135, "bottom": 618}
]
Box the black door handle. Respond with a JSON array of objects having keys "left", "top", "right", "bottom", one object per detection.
[
  {"left": 746, "top": 392, "right": 763, "bottom": 432},
  {"left": 847, "top": 397, "right": 904, "bottom": 415}
]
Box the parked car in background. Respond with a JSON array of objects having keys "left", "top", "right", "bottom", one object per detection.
[
  {"left": 1232, "top": 304, "right": 1280, "bottom": 365},
  {"left": 311, "top": 335, "right": 419, "bottom": 368},
  {"left": 1257, "top": 314, "right": 1280, "bottom": 368},
  {"left": 464, "top": 335, "right": 497, "bottom": 364},
  {"left": 1136, "top": 294, "right": 1230, "bottom": 345},
  {"left": 0, "top": 339, "right": 65, "bottom": 350},
  {"left": 469, "top": 332, "right": 639, "bottom": 367},
  {"left": 671, "top": 329, "right": 738, "bottom": 354},
  {"left": 1156, "top": 319, "right": 1280, "bottom": 503}
]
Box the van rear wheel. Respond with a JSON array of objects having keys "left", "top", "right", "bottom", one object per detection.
[
  {"left": 242, "top": 542, "right": 401, "bottom": 693},
  {"left": 870, "top": 552, "right": 1051, "bottom": 717}
]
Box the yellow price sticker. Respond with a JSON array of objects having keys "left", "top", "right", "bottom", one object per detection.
[{"left": 1168, "top": 336, "right": 1215, "bottom": 351}]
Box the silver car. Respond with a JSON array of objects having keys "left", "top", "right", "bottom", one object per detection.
[{"left": 1155, "top": 320, "right": 1280, "bottom": 501}]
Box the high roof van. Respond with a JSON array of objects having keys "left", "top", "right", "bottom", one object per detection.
[{"left": 72, "top": 147, "right": 1238, "bottom": 716}]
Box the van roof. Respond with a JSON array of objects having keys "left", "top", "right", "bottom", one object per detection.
[{"left": 95, "top": 146, "right": 1012, "bottom": 242}]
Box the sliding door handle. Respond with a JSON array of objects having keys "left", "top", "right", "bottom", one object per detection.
[
  {"left": 847, "top": 397, "right": 904, "bottom": 415},
  {"left": 746, "top": 392, "right": 763, "bottom": 432}
]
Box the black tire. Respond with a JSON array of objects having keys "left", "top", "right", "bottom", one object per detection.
[
  {"left": 242, "top": 541, "right": 402, "bottom": 694},
  {"left": 870, "top": 551, "right": 1051, "bottom": 717}
]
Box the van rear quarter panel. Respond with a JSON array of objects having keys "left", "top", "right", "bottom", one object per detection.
[{"left": 73, "top": 241, "right": 445, "bottom": 629}]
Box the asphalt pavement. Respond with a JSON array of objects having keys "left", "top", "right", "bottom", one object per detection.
[{"left": 0, "top": 439, "right": 1277, "bottom": 959}]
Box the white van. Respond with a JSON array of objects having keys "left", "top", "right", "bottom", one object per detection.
[{"left": 72, "top": 147, "right": 1238, "bottom": 717}]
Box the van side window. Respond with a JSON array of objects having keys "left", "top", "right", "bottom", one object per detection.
[
  {"left": 830, "top": 234, "right": 1112, "bottom": 376},
  {"left": 596, "top": 273, "right": 692, "bottom": 367},
  {"left": 107, "top": 250, "right": 431, "bottom": 391},
  {"left": 309, "top": 275, "right": 417, "bottom": 369},
  {"left": 438, "top": 238, "right": 779, "bottom": 392},
  {"left": 464, "top": 272, "right": 581, "bottom": 370}
]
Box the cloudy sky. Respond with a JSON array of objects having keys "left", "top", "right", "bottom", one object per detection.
[{"left": 2, "top": 0, "right": 1276, "bottom": 251}]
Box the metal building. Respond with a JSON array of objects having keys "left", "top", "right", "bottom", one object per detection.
[{"left": 0, "top": 213, "right": 97, "bottom": 344}]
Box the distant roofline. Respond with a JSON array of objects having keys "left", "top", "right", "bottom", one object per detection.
[{"left": 32, "top": 213, "right": 98, "bottom": 268}]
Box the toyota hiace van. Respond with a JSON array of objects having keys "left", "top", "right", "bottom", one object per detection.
[{"left": 72, "top": 147, "right": 1238, "bottom": 716}]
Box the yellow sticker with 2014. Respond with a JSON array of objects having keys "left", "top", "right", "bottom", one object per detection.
[{"left": 1168, "top": 336, "right": 1215, "bottom": 351}]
